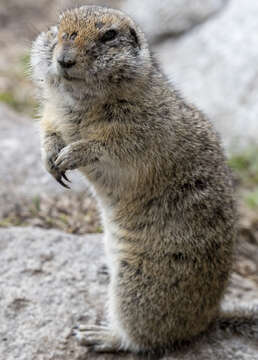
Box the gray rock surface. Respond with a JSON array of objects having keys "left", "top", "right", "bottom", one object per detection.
[
  {"left": 121, "top": 0, "right": 227, "bottom": 43},
  {"left": 155, "top": 0, "right": 258, "bottom": 153},
  {"left": 0, "top": 228, "right": 106, "bottom": 360},
  {"left": 1, "top": 227, "right": 258, "bottom": 360}
]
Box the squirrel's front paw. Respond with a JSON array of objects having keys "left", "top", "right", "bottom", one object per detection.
[
  {"left": 54, "top": 144, "right": 86, "bottom": 173},
  {"left": 44, "top": 151, "right": 71, "bottom": 189}
]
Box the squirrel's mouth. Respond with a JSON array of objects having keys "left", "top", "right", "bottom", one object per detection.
[
  {"left": 55, "top": 61, "right": 85, "bottom": 83},
  {"left": 63, "top": 72, "right": 73, "bottom": 81},
  {"left": 62, "top": 71, "right": 82, "bottom": 82}
]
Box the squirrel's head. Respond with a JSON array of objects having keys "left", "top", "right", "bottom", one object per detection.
[{"left": 31, "top": 6, "right": 151, "bottom": 98}]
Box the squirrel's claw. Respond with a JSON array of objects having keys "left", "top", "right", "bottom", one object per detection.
[
  {"left": 56, "top": 174, "right": 71, "bottom": 189},
  {"left": 62, "top": 172, "right": 72, "bottom": 183}
]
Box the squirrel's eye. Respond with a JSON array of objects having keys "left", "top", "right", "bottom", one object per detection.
[
  {"left": 100, "top": 29, "right": 118, "bottom": 43},
  {"left": 70, "top": 32, "right": 78, "bottom": 40}
]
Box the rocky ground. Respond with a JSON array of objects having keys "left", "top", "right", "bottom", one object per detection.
[
  {"left": 0, "top": 0, "right": 258, "bottom": 359},
  {"left": 1, "top": 227, "right": 258, "bottom": 360}
]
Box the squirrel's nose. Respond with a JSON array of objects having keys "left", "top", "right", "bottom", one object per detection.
[{"left": 57, "top": 55, "right": 76, "bottom": 69}]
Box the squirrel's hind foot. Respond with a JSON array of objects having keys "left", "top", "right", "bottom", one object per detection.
[{"left": 72, "top": 324, "right": 123, "bottom": 353}]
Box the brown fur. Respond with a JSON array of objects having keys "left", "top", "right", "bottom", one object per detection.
[{"left": 30, "top": 5, "right": 258, "bottom": 355}]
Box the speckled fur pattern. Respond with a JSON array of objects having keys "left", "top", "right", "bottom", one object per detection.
[{"left": 31, "top": 5, "right": 258, "bottom": 354}]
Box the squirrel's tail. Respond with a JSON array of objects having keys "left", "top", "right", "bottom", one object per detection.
[{"left": 212, "top": 306, "right": 258, "bottom": 341}]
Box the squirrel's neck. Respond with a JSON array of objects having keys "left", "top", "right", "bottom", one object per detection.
[{"left": 45, "top": 62, "right": 166, "bottom": 115}]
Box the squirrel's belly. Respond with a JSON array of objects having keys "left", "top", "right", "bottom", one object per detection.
[{"left": 100, "top": 204, "right": 121, "bottom": 279}]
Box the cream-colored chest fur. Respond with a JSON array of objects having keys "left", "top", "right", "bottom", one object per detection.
[{"left": 43, "top": 88, "right": 88, "bottom": 145}]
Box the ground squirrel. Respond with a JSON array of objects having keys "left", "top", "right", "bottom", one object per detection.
[{"left": 31, "top": 5, "right": 258, "bottom": 354}]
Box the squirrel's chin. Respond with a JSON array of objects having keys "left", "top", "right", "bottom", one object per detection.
[{"left": 50, "top": 66, "right": 83, "bottom": 83}]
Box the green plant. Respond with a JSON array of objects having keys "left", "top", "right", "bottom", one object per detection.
[
  {"left": 245, "top": 189, "right": 258, "bottom": 209},
  {"left": 228, "top": 147, "right": 258, "bottom": 186}
]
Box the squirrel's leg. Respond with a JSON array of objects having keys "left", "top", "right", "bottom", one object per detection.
[
  {"left": 40, "top": 116, "right": 70, "bottom": 188},
  {"left": 54, "top": 139, "right": 104, "bottom": 172},
  {"left": 73, "top": 277, "right": 141, "bottom": 353},
  {"left": 72, "top": 324, "right": 123, "bottom": 353}
]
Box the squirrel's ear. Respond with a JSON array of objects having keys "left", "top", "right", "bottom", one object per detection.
[
  {"left": 129, "top": 27, "right": 140, "bottom": 49},
  {"left": 49, "top": 26, "right": 58, "bottom": 38}
]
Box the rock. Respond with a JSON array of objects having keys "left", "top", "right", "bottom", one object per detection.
[
  {"left": 155, "top": 0, "right": 258, "bottom": 153},
  {"left": 0, "top": 227, "right": 105, "bottom": 360},
  {"left": 121, "top": 0, "right": 227, "bottom": 43},
  {"left": 1, "top": 226, "right": 258, "bottom": 360}
]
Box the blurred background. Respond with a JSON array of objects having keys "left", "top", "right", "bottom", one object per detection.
[{"left": 0, "top": 0, "right": 257, "bottom": 278}]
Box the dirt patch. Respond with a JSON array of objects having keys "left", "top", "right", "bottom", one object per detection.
[{"left": 0, "top": 191, "right": 101, "bottom": 234}]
